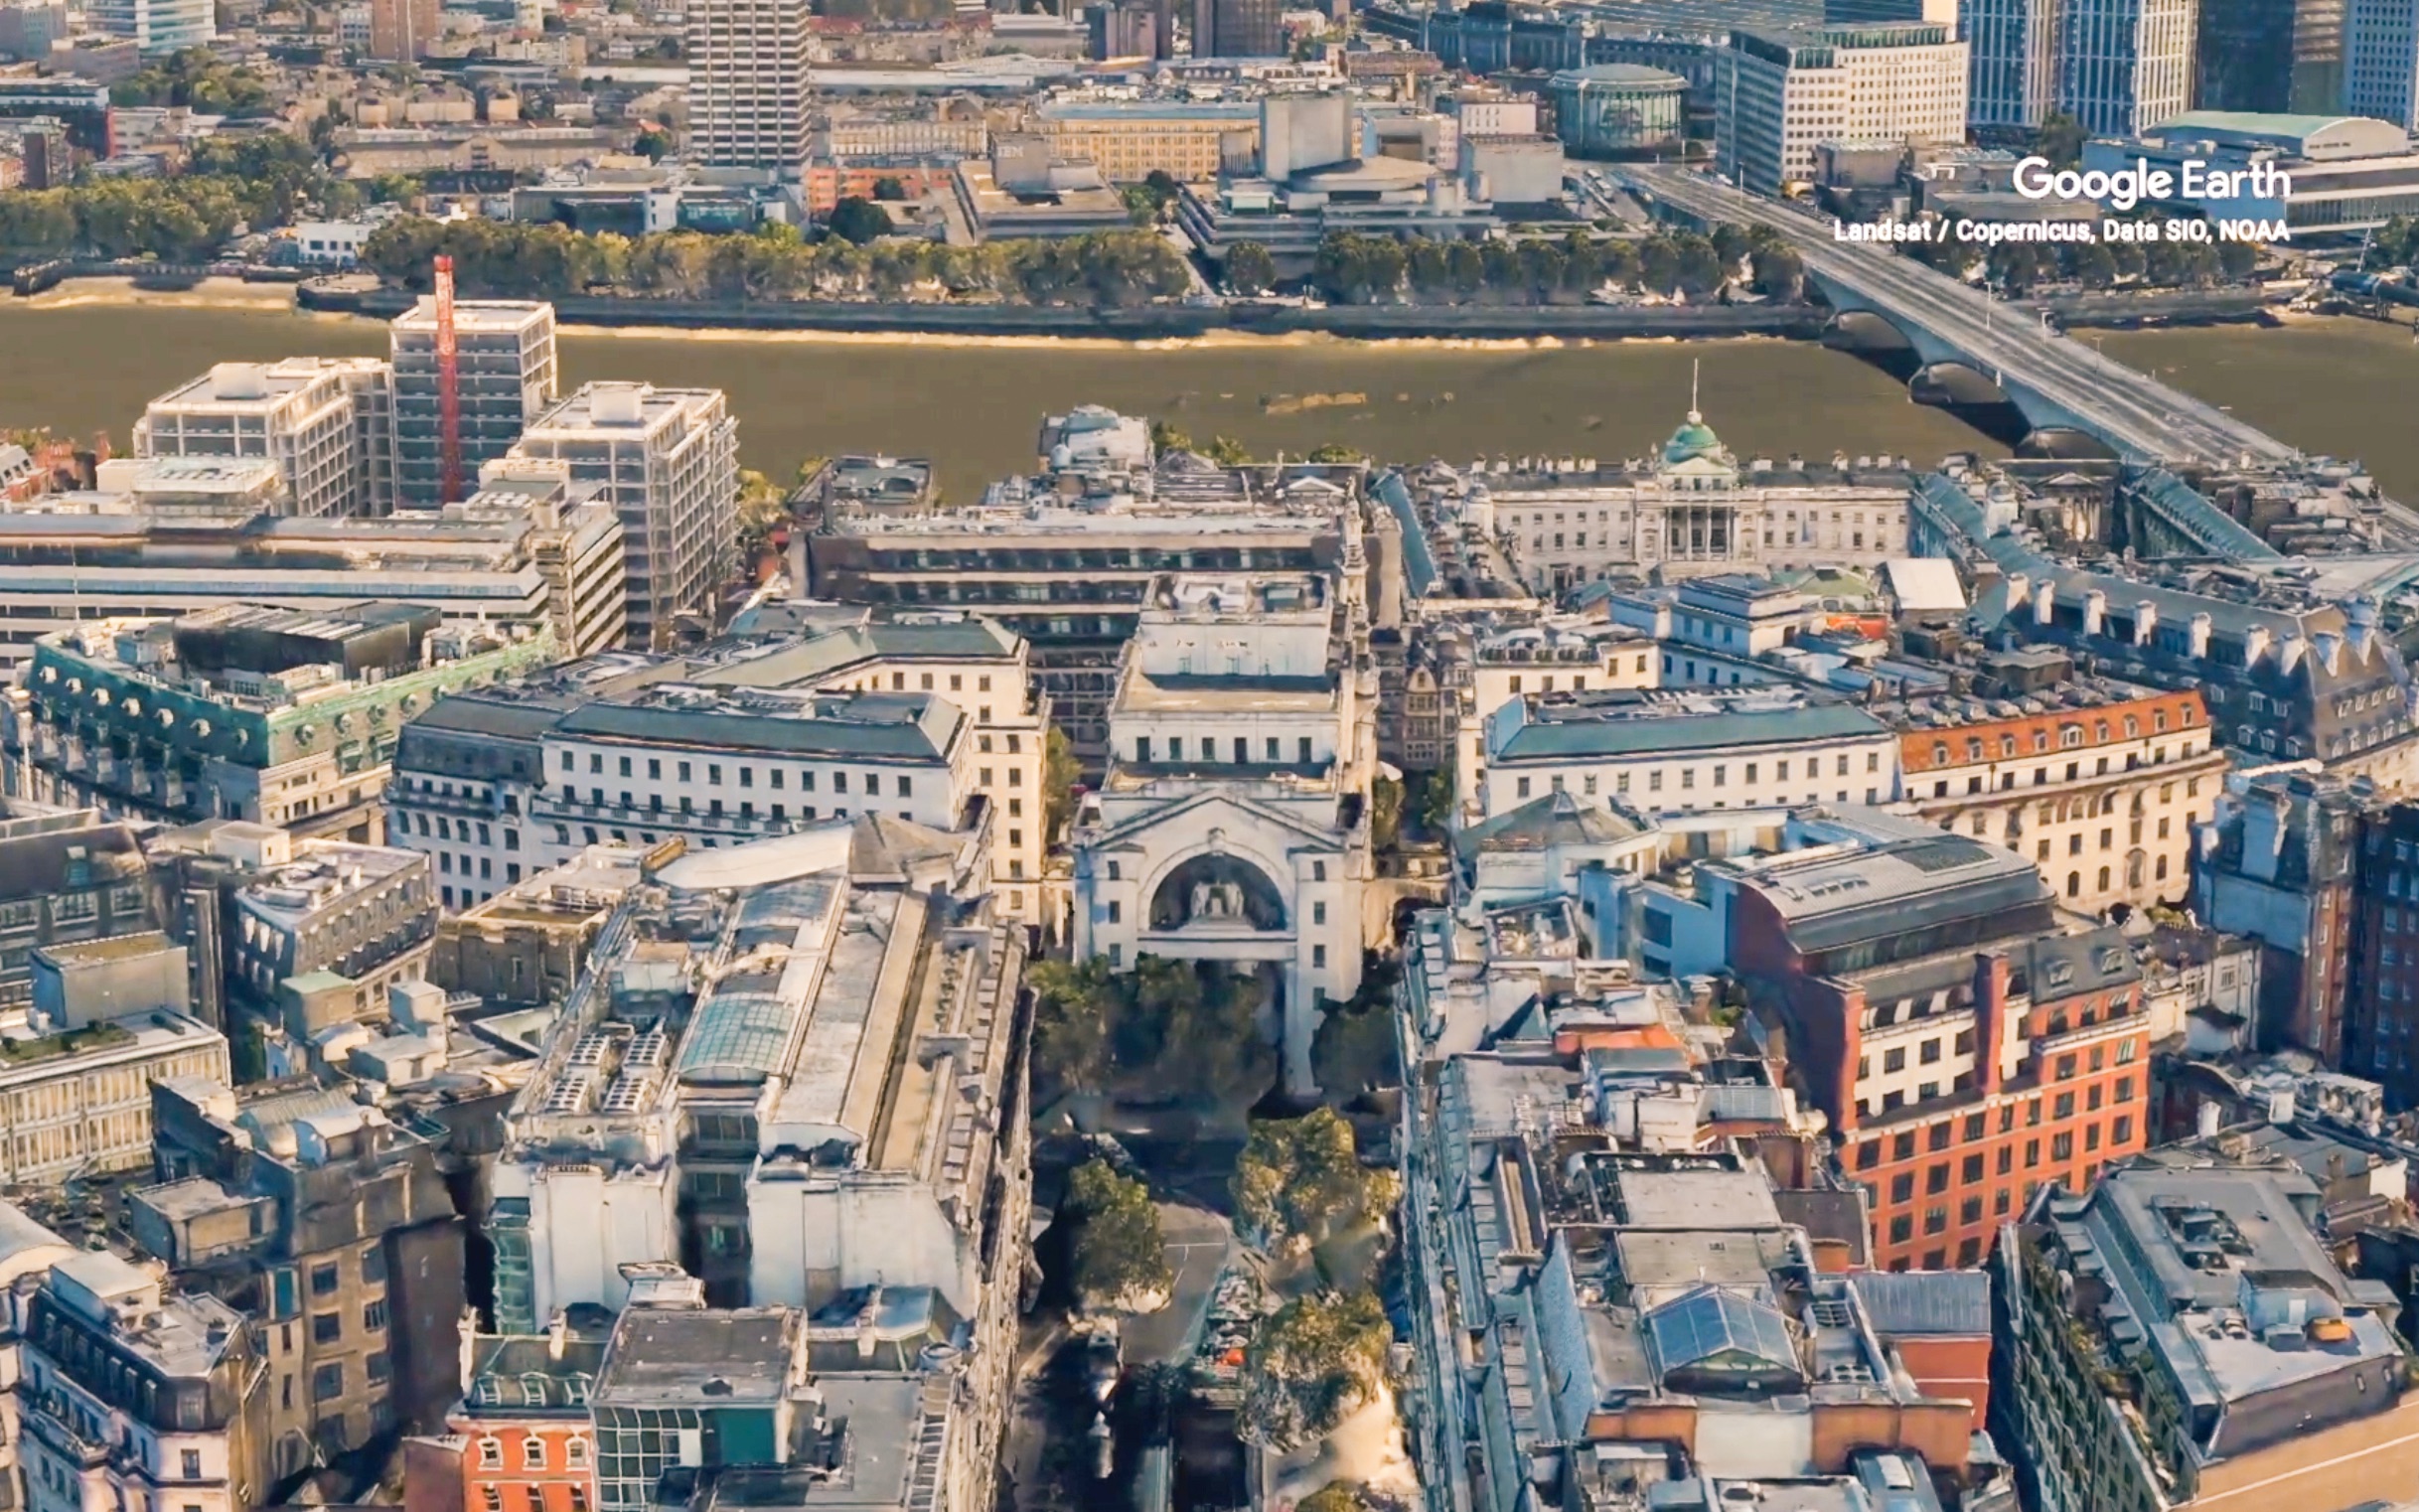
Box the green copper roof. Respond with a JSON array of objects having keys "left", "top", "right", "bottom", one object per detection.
[{"left": 1663, "top": 411, "right": 1726, "bottom": 465}]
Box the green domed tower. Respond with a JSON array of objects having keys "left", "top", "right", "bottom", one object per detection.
[{"left": 1663, "top": 409, "right": 1728, "bottom": 466}]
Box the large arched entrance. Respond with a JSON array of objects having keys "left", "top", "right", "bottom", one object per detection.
[{"left": 1149, "top": 852, "right": 1289, "bottom": 932}]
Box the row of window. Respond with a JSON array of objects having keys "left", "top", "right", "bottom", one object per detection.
[
  {"left": 477, "top": 1435, "right": 591, "bottom": 1472},
  {"left": 1873, "top": 1118, "right": 2138, "bottom": 1210},
  {"left": 1133, "top": 735, "right": 1316, "bottom": 764},
  {"left": 1856, "top": 1072, "right": 2139, "bottom": 1156},
  {"left": 557, "top": 751, "right": 921, "bottom": 797},
  {"left": 1512, "top": 748, "right": 1884, "bottom": 800}
]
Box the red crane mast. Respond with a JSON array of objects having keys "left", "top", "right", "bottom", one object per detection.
[{"left": 433, "top": 253, "right": 463, "bottom": 504}]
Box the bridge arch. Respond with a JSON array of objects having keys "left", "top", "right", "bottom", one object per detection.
[
  {"left": 2016, "top": 427, "right": 2120, "bottom": 461},
  {"left": 1909, "top": 361, "right": 2014, "bottom": 409},
  {"left": 1821, "top": 309, "right": 1918, "bottom": 358}
]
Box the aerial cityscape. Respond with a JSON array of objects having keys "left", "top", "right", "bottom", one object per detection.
[{"left": 3, "top": 0, "right": 2419, "bottom": 1509}]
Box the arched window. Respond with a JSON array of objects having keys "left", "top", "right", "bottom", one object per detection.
[
  {"left": 2097, "top": 865, "right": 2111, "bottom": 891},
  {"left": 2066, "top": 872, "right": 2081, "bottom": 897}
]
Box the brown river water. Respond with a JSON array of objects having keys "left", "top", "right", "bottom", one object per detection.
[{"left": 0, "top": 293, "right": 2407, "bottom": 505}]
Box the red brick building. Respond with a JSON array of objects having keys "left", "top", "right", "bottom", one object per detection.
[
  {"left": 403, "top": 1326, "right": 605, "bottom": 1512},
  {"left": 1706, "top": 814, "right": 2151, "bottom": 1271}
]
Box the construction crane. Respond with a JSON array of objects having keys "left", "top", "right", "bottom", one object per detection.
[{"left": 433, "top": 253, "right": 463, "bottom": 504}]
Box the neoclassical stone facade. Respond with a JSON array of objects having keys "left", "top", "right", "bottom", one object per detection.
[{"left": 1071, "top": 567, "right": 1380, "bottom": 1094}]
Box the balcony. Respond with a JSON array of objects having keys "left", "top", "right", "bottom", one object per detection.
[{"left": 22, "top": 1400, "right": 109, "bottom": 1468}]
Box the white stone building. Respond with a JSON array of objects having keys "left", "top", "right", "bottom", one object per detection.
[
  {"left": 1716, "top": 23, "right": 1970, "bottom": 194},
  {"left": 1475, "top": 687, "right": 1900, "bottom": 820},
  {"left": 387, "top": 612, "right": 1050, "bottom": 924},
  {"left": 509, "top": 382, "right": 739, "bottom": 651},
  {"left": 134, "top": 359, "right": 397, "bottom": 520},
  {"left": 1070, "top": 573, "right": 1378, "bottom": 1094},
  {"left": 1444, "top": 409, "right": 1919, "bottom": 595}
]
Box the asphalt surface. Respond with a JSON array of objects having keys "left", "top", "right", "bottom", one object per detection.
[{"left": 1122, "top": 1202, "right": 1236, "bottom": 1366}]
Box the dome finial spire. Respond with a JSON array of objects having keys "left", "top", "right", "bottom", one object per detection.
[{"left": 1689, "top": 357, "right": 1701, "bottom": 423}]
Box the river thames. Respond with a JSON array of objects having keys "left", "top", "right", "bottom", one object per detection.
[{"left": 0, "top": 295, "right": 2409, "bottom": 503}]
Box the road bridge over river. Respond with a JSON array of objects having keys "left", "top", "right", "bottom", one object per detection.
[{"left": 1616, "top": 165, "right": 2297, "bottom": 468}]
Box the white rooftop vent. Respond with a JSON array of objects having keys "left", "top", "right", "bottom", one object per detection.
[
  {"left": 212, "top": 366, "right": 269, "bottom": 401},
  {"left": 591, "top": 384, "right": 647, "bottom": 424}
]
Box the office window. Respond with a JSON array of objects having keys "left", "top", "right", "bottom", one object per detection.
[
  {"left": 313, "top": 1363, "right": 345, "bottom": 1402},
  {"left": 311, "top": 1263, "right": 340, "bottom": 1296},
  {"left": 363, "top": 1298, "right": 387, "bottom": 1333},
  {"left": 313, "top": 1312, "right": 341, "bottom": 1345},
  {"left": 181, "top": 1450, "right": 202, "bottom": 1480}
]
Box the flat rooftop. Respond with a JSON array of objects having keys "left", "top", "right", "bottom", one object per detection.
[{"left": 596, "top": 1306, "right": 799, "bottom": 1407}]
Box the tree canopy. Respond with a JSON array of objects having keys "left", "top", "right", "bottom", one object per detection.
[
  {"left": 827, "top": 196, "right": 893, "bottom": 245},
  {"left": 1232, "top": 1108, "right": 1395, "bottom": 1254},
  {"left": 355, "top": 215, "right": 1194, "bottom": 308},
  {"left": 1239, "top": 1289, "right": 1391, "bottom": 1450},
  {"left": 1063, "top": 1160, "right": 1172, "bottom": 1315}
]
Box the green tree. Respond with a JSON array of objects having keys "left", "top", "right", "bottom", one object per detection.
[
  {"left": 1148, "top": 419, "right": 1194, "bottom": 454},
  {"left": 2217, "top": 238, "right": 2259, "bottom": 279},
  {"left": 1204, "top": 434, "right": 1253, "bottom": 466},
  {"left": 1226, "top": 239, "right": 1277, "bottom": 295},
  {"left": 1637, "top": 233, "right": 1679, "bottom": 293},
  {"left": 1028, "top": 956, "right": 1118, "bottom": 1093},
  {"left": 1417, "top": 765, "right": 1455, "bottom": 832},
  {"left": 735, "top": 469, "right": 789, "bottom": 553},
  {"left": 1304, "top": 443, "right": 1365, "bottom": 463},
  {"left": 1749, "top": 242, "right": 1805, "bottom": 300},
  {"left": 2069, "top": 238, "right": 2117, "bottom": 289},
  {"left": 871, "top": 175, "right": 908, "bottom": 201},
  {"left": 1299, "top": 1485, "right": 1382, "bottom": 1512},
  {"left": 1240, "top": 1289, "right": 1391, "bottom": 1450},
  {"left": 1708, "top": 221, "right": 1754, "bottom": 269},
  {"left": 1370, "top": 773, "right": 1404, "bottom": 850},
  {"left": 633, "top": 127, "right": 673, "bottom": 162},
  {"left": 1043, "top": 724, "right": 1082, "bottom": 839},
  {"left": 1064, "top": 1160, "right": 1173, "bottom": 1314},
  {"left": 2033, "top": 111, "right": 2088, "bottom": 169},
  {"left": 827, "top": 196, "right": 893, "bottom": 245},
  {"left": 1669, "top": 232, "right": 1724, "bottom": 295},
  {"left": 1232, "top": 1108, "right": 1396, "bottom": 1253}
]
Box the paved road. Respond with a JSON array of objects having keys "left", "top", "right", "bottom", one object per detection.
[
  {"left": 1617, "top": 165, "right": 2293, "bottom": 467},
  {"left": 1123, "top": 1203, "right": 1235, "bottom": 1366}
]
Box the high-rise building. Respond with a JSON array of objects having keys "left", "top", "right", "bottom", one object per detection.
[
  {"left": 687, "top": 0, "right": 811, "bottom": 178},
  {"left": 388, "top": 298, "right": 558, "bottom": 508},
  {"left": 368, "top": 0, "right": 438, "bottom": 59},
  {"left": 2053, "top": 0, "right": 2198, "bottom": 136},
  {"left": 82, "top": 0, "right": 212, "bottom": 51},
  {"left": 2347, "top": 0, "right": 2419, "bottom": 128},
  {"left": 134, "top": 358, "right": 396, "bottom": 520},
  {"left": 1716, "top": 24, "right": 1971, "bottom": 195},
  {"left": 2195, "top": 0, "right": 2346, "bottom": 111},
  {"left": 1963, "top": 0, "right": 2062, "bottom": 130},
  {"left": 508, "top": 382, "right": 738, "bottom": 650},
  {"left": 1190, "top": 0, "right": 1282, "bottom": 58}
]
